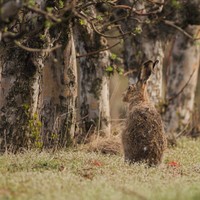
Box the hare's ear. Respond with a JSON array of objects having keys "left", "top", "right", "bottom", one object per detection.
[{"left": 138, "top": 60, "right": 159, "bottom": 84}]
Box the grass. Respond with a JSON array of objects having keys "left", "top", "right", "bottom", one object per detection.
[{"left": 0, "top": 137, "right": 200, "bottom": 200}]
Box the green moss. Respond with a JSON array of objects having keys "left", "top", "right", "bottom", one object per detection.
[
  {"left": 171, "top": 0, "right": 182, "bottom": 9},
  {"left": 27, "top": 113, "right": 43, "bottom": 149},
  {"left": 28, "top": 0, "right": 35, "bottom": 6}
]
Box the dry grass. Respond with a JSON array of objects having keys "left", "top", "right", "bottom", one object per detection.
[
  {"left": 83, "top": 134, "right": 122, "bottom": 155},
  {"left": 0, "top": 137, "right": 200, "bottom": 200}
]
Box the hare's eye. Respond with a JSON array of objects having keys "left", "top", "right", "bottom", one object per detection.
[{"left": 128, "top": 85, "right": 132, "bottom": 90}]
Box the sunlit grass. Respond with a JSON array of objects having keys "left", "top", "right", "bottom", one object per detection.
[{"left": 0, "top": 137, "right": 200, "bottom": 200}]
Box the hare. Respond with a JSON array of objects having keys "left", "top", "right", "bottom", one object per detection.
[{"left": 122, "top": 60, "right": 167, "bottom": 166}]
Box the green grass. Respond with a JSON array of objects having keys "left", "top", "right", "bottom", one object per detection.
[{"left": 1, "top": 137, "right": 200, "bottom": 200}]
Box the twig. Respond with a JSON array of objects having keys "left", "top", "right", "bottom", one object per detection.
[
  {"left": 76, "top": 114, "right": 89, "bottom": 123},
  {"left": 76, "top": 41, "right": 121, "bottom": 58},
  {"left": 74, "top": 11, "right": 132, "bottom": 39},
  {"left": 163, "top": 20, "right": 200, "bottom": 41},
  {"left": 123, "top": 69, "right": 137, "bottom": 76},
  {"left": 24, "top": 5, "right": 61, "bottom": 23},
  {"left": 52, "top": 109, "right": 78, "bottom": 134},
  {"left": 167, "top": 69, "right": 196, "bottom": 102},
  {"left": 113, "top": 5, "right": 162, "bottom": 15},
  {"left": 102, "top": 16, "right": 128, "bottom": 30},
  {"left": 91, "top": 22, "right": 132, "bottom": 38},
  {"left": 83, "top": 124, "right": 94, "bottom": 144},
  {"left": 176, "top": 120, "right": 192, "bottom": 138},
  {"left": 1, "top": 31, "right": 26, "bottom": 40},
  {"left": 118, "top": 25, "right": 125, "bottom": 35},
  {"left": 77, "top": 2, "right": 96, "bottom": 10},
  {"left": 102, "top": 16, "right": 142, "bottom": 32},
  {"left": 145, "top": 0, "right": 165, "bottom": 5},
  {"left": 128, "top": 2, "right": 135, "bottom": 17},
  {"left": 14, "top": 40, "right": 62, "bottom": 52}
]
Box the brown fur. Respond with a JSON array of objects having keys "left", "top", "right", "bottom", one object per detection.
[{"left": 122, "top": 60, "right": 167, "bottom": 166}]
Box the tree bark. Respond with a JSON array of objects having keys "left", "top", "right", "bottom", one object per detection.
[
  {"left": 118, "top": 0, "right": 165, "bottom": 105},
  {"left": 0, "top": 21, "right": 78, "bottom": 152},
  {"left": 75, "top": 23, "right": 111, "bottom": 141},
  {"left": 163, "top": 25, "right": 200, "bottom": 133},
  {"left": 0, "top": 45, "right": 45, "bottom": 152},
  {"left": 41, "top": 28, "right": 78, "bottom": 148},
  {"left": 124, "top": 36, "right": 164, "bottom": 105}
]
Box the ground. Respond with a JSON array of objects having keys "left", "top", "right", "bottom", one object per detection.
[{"left": 0, "top": 137, "right": 200, "bottom": 200}]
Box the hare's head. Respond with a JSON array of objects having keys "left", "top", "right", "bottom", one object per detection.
[{"left": 123, "top": 60, "right": 159, "bottom": 103}]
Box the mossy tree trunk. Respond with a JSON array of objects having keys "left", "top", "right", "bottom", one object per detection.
[
  {"left": 41, "top": 28, "right": 78, "bottom": 148},
  {"left": 0, "top": 30, "right": 78, "bottom": 151},
  {"left": 0, "top": 0, "right": 78, "bottom": 151},
  {"left": 163, "top": 26, "right": 200, "bottom": 134},
  {"left": 0, "top": 45, "right": 45, "bottom": 152},
  {"left": 75, "top": 22, "right": 111, "bottom": 141}
]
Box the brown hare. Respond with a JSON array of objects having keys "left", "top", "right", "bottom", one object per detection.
[{"left": 122, "top": 60, "right": 167, "bottom": 166}]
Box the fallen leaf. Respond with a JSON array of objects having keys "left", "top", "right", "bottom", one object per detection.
[{"left": 90, "top": 160, "right": 103, "bottom": 167}]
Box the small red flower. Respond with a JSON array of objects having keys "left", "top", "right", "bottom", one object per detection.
[{"left": 167, "top": 161, "right": 180, "bottom": 167}]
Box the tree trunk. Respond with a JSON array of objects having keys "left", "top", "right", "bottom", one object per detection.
[
  {"left": 163, "top": 25, "right": 200, "bottom": 134},
  {"left": 118, "top": 0, "right": 165, "bottom": 106},
  {"left": 0, "top": 24, "right": 78, "bottom": 151},
  {"left": 75, "top": 23, "right": 111, "bottom": 141},
  {"left": 41, "top": 28, "right": 78, "bottom": 148},
  {"left": 0, "top": 45, "right": 44, "bottom": 152},
  {"left": 125, "top": 36, "right": 165, "bottom": 105}
]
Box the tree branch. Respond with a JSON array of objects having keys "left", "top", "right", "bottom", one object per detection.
[
  {"left": 102, "top": 16, "right": 141, "bottom": 32},
  {"left": 167, "top": 68, "right": 196, "bottom": 102},
  {"left": 74, "top": 10, "right": 132, "bottom": 38},
  {"left": 145, "top": 0, "right": 165, "bottom": 6},
  {"left": 1, "top": 31, "right": 26, "bottom": 41},
  {"left": 24, "top": 5, "right": 61, "bottom": 23},
  {"left": 76, "top": 41, "right": 121, "bottom": 58},
  {"left": 163, "top": 20, "right": 200, "bottom": 41},
  {"left": 14, "top": 40, "right": 62, "bottom": 52},
  {"left": 91, "top": 22, "right": 132, "bottom": 38},
  {"left": 123, "top": 69, "right": 137, "bottom": 76},
  {"left": 113, "top": 5, "right": 163, "bottom": 15}
]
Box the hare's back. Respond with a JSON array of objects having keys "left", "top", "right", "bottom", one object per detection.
[{"left": 127, "top": 106, "right": 163, "bottom": 136}]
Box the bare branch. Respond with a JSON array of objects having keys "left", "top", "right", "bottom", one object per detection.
[
  {"left": 128, "top": 2, "right": 136, "bottom": 17},
  {"left": 91, "top": 22, "right": 131, "bottom": 38},
  {"left": 123, "top": 69, "right": 137, "bottom": 76},
  {"left": 163, "top": 20, "right": 200, "bottom": 41},
  {"left": 113, "top": 5, "right": 162, "bottom": 15},
  {"left": 1, "top": 31, "right": 26, "bottom": 40},
  {"left": 77, "top": 2, "right": 96, "bottom": 10},
  {"left": 167, "top": 69, "right": 196, "bottom": 102},
  {"left": 102, "top": 16, "right": 142, "bottom": 32},
  {"left": 76, "top": 41, "right": 121, "bottom": 58},
  {"left": 74, "top": 10, "right": 132, "bottom": 38},
  {"left": 145, "top": 0, "right": 165, "bottom": 5},
  {"left": 24, "top": 5, "right": 61, "bottom": 23},
  {"left": 14, "top": 40, "right": 62, "bottom": 53}
]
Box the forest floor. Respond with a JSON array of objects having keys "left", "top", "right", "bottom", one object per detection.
[{"left": 0, "top": 137, "right": 200, "bottom": 200}]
